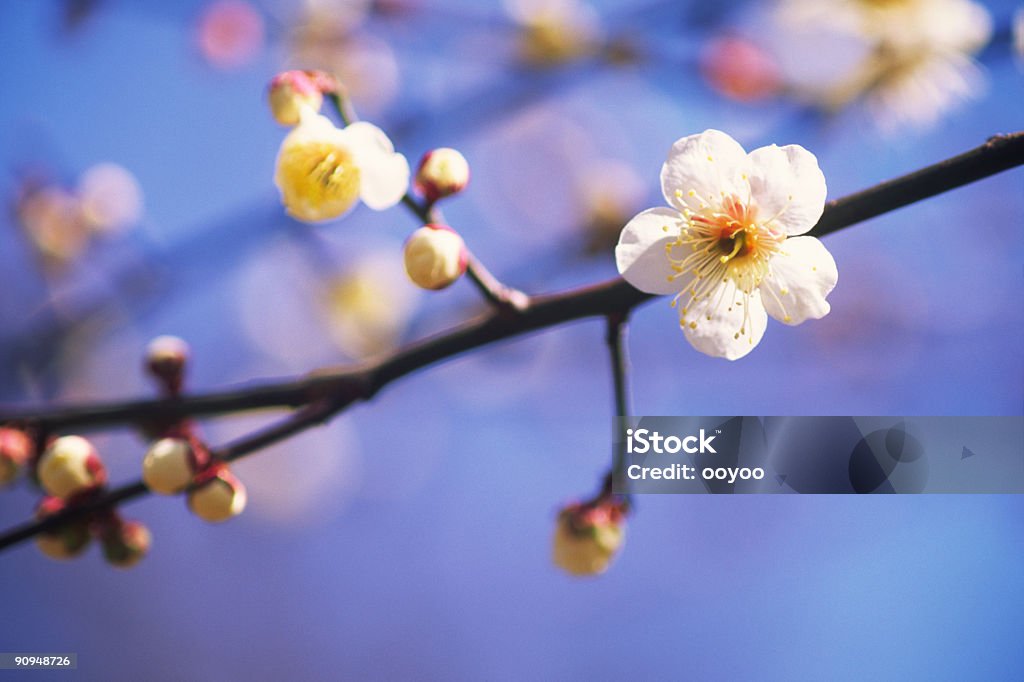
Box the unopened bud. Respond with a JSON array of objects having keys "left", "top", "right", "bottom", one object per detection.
[
  {"left": 37, "top": 435, "right": 106, "bottom": 499},
  {"left": 35, "top": 497, "right": 91, "bottom": 561},
  {"left": 0, "top": 427, "right": 34, "bottom": 486},
  {"left": 145, "top": 335, "right": 189, "bottom": 394},
  {"left": 142, "top": 438, "right": 203, "bottom": 495},
  {"left": 268, "top": 70, "right": 325, "bottom": 126},
  {"left": 100, "top": 518, "right": 151, "bottom": 569},
  {"left": 414, "top": 148, "right": 470, "bottom": 202},
  {"left": 403, "top": 224, "right": 467, "bottom": 290},
  {"left": 188, "top": 465, "right": 247, "bottom": 523},
  {"left": 552, "top": 499, "right": 627, "bottom": 576}
]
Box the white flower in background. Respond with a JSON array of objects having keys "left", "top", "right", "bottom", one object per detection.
[
  {"left": 323, "top": 251, "right": 419, "bottom": 359},
  {"left": 77, "top": 163, "right": 143, "bottom": 234},
  {"left": 616, "top": 130, "right": 837, "bottom": 360},
  {"left": 274, "top": 110, "right": 409, "bottom": 222},
  {"left": 766, "top": 0, "right": 992, "bottom": 129},
  {"left": 505, "top": 0, "right": 603, "bottom": 66},
  {"left": 286, "top": 1, "right": 399, "bottom": 114},
  {"left": 1013, "top": 7, "right": 1024, "bottom": 67}
]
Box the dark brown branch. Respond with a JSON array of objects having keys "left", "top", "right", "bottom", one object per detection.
[
  {"left": 1, "top": 132, "right": 1022, "bottom": 552},
  {"left": 2, "top": 132, "right": 1022, "bottom": 434},
  {"left": 810, "top": 132, "right": 1024, "bottom": 237},
  {"left": 0, "top": 400, "right": 340, "bottom": 552}
]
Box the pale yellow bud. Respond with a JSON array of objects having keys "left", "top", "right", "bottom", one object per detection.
[
  {"left": 188, "top": 467, "right": 247, "bottom": 523},
  {"left": 403, "top": 224, "right": 467, "bottom": 290},
  {"left": 34, "top": 497, "right": 91, "bottom": 561},
  {"left": 100, "top": 520, "right": 151, "bottom": 569},
  {"left": 0, "top": 427, "right": 33, "bottom": 486},
  {"left": 552, "top": 502, "right": 626, "bottom": 576},
  {"left": 142, "top": 438, "right": 197, "bottom": 495},
  {"left": 36, "top": 526, "right": 91, "bottom": 560},
  {"left": 414, "top": 148, "right": 470, "bottom": 201},
  {"left": 268, "top": 70, "right": 324, "bottom": 126},
  {"left": 37, "top": 436, "right": 106, "bottom": 499}
]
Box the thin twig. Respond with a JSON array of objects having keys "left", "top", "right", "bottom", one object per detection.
[
  {"left": 0, "top": 400, "right": 339, "bottom": 552},
  {"left": 605, "top": 312, "right": 631, "bottom": 497},
  {"left": 327, "top": 88, "right": 531, "bottom": 311},
  {"left": 1, "top": 132, "right": 1022, "bottom": 552},
  {"left": 3, "top": 131, "right": 1020, "bottom": 431}
]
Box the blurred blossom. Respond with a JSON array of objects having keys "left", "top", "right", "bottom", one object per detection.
[
  {"left": 574, "top": 158, "right": 646, "bottom": 256},
  {"left": 196, "top": 0, "right": 266, "bottom": 70},
  {"left": 13, "top": 163, "right": 143, "bottom": 271},
  {"left": 761, "top": 0, "right": 992, "bottom": 130},
  {"left": 287, "top": 1, "right": 399, "bottom": 113},
  {"left": 322, "top": 251, "right": 419, "bottom": 359},
  {"left": 77, "top": 163, "right": 143, "bottom": 234},
  {"left": 223, "top": 414, "right": 362, "bottom": 525},
  {"left": 700, "top": 35, "right": 781, "bottom": 102},
  {"left": 15, "top": 184, "right": 90, "bottom": 267},
  {"left": 474, "top": 108, "right": 591, "bottom": 247},
  {"left": 1014, "top": 7, "right": 1024, "bottom": 67},
  {"left": 504, "top": 0, "right": 604, "bottom": 67},
  {"left": 274, "top": 112, "right": 409, "bottom": 222},
  {"left": 295, "top": 0, "right": 373, "bottom": 35}
]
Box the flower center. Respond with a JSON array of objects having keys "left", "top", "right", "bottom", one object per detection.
[
  {"left": 663, "top": 193, "right": 787, "bottom": 342},
  {"left": 278, "top": 141, "right": 361, "bottom": 218}
]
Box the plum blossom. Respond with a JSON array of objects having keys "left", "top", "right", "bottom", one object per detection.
[
  {"left": 616, "top": 130, "right": 837, "bottom": 360},
  {"left": 766, "top": 0, "right": 992, "bottom": 129},
  {"left": 274, "top": 109, "right": 409, "bottom": 222}
]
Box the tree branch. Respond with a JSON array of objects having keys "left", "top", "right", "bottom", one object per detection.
[
  {"left": 1, "top": 132, "right": 1022, "bottom": 552},
  {"left": 2, "top": 132, "right": 1022, "bottom": 435},
  {"left": 0, "top": 400, "right": 339, "bottom": 552}
]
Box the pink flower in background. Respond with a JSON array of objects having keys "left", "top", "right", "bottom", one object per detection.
[{"left": 196, "top": 0, "right": 265, "bottom": 70}]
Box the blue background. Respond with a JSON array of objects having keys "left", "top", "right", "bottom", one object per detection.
[{"left": 1, "top": 1, "right": 1022, "bottom": 679}]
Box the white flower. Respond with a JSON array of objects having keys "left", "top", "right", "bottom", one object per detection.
[
  {"left": 765, "top": 0, "right": 992, "bottom": 129},
  {"left": 274, "top": 110, "right": 409, "bottom": 222},
  {"left": 616, "top": 129, "right": 837, "bottom": 360}
]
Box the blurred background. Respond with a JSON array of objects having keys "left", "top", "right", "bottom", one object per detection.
[{"left": 1, "top": 0, "right": 1022, "bottom": 679}]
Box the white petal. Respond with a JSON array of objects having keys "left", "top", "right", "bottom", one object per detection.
[
  {"left": 344, "top": 122, "right": 409, "bottom": 210},
  {"left": 288, "top": 112, "right": 346, "bottom": 146},
  {"left": 760, "top": 236, "right": 837, "bottom": 325},
  {"left": 747, "top": 143, "right": 826, "bottom": 236},
  {"left": 615, "top": 207, "right": 686, "bottom": 295},
  {"left": 358, "top": 152, "right": 410, "bottom": 210},
  {"left": 344, "top": 121, "right": 397, "bottom": 154},
  {"left": 681, "top": 285, "right": 768, "bottom": 360},
  {"left": 661, "top": 130, "right": 749, "bottom": 213}
]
